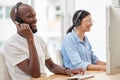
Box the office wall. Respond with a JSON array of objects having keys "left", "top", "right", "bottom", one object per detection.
[{"left": 74, "top": 0, "right": 111, "bottom": 61}]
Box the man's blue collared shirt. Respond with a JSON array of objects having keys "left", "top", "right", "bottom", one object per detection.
[{"left": 61, "top": 30, "right": 99, "bottom": 69}]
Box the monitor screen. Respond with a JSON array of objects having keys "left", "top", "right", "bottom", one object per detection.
[{"left": 106, "top": 5, "right": 120, "bottom": 75}]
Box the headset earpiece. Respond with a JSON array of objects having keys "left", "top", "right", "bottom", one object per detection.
[
  {"left": 74, "top": 11, "right": 83, "bottom": 27},
  {"left": 15, "top": 15, "right": 22, "bottom": 23},
  {"left": 15, "top": 2, "right": 23, "bottom": 24},
  {"left": 74, "top": 19, "right": 81, "bottom": 27}
]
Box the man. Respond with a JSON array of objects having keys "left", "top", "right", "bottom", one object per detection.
[{"left": 4, "top": 2, "right": 84, "bottom": 80}]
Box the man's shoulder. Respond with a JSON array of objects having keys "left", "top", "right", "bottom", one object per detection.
[{"left": 4, "top": 33, "right": 25, "bottom": 46}]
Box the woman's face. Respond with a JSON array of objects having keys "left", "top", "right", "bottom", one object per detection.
[{"left": 80, "top": 15, "right": 93, "bottom": 32}]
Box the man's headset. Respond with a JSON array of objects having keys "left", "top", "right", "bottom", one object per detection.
[
  {"left": 73, "top": 10, "right": 83, "bottom": 27},
  {"left": 15, "top": 2, "right": 23, "bottom": 24}
]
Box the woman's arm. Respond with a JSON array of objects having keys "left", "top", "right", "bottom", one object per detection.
[
  {"left": 96, "top": 60, "right": 106, "bottom": 65},
  {"left": 87, "top": 64, "right": 106, "bottom": 71}
]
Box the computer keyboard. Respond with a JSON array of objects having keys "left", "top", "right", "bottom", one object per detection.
[{"left": 66, "top": 74, "right": 95, "bottom": 80}]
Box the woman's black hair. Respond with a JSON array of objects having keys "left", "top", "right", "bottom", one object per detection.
[{"left": 66, "top": 10, "right": 90, "bottom": 34}]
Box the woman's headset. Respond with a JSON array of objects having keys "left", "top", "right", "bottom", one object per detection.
[
  {"left": 15, "top": 2, "right": 23, "bottom": 24},
  {"left": 73, "top": 10, "right": 83, "bottom": 27}
]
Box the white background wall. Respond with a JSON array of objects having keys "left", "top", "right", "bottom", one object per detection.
[
  {"left": 74, "top": 0, "right": 111, "bottom": 61},
  {"left": 0, "top": 0, "right": 112, "bottom": 62}
]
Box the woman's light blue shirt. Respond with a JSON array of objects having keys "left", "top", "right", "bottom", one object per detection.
[{"left": 61, "top": 30, "right": 99, "bottom": 69}]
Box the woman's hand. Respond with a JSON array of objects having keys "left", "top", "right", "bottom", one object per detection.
[{"left": 65, "top": 68, "right": 85, "bottom": 76}]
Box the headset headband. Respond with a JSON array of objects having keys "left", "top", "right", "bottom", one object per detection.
[
  {"left": 15, "top": 2, "right": 23, "bottom": 16},
  {"left": 74, "top": 11, "right": 83, "bottom": 26},
  {"left": 15, "top": 2, "right": 23, "bottom": 23}
]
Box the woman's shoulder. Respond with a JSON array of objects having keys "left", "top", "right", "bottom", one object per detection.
[{"left": 62, "top": 33, "right": 77, "bottom": 44}]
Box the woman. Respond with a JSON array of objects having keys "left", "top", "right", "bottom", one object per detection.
[{"left": 61, "top": 10, "right": 106, "bottom": 71}]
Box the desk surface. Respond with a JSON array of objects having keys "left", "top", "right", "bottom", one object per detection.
[{"left": 30, "top": 70, "right": 120, "bottom": 80}]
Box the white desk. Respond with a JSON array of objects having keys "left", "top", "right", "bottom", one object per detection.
[{"left": 30, "top": 70, "right": 120, "bottom": 80}]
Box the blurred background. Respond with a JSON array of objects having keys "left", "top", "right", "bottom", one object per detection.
[{"left": 0, "top": 0, "right": 116, "bottom": 65}]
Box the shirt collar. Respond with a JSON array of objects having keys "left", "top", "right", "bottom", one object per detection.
[{"left": 71, "top": 29, "right": 87, "bottom": 43}]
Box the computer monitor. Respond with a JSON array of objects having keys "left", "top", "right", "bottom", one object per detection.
[{"left": 106, "top": 5, "right": 120, "bottom": 75}]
